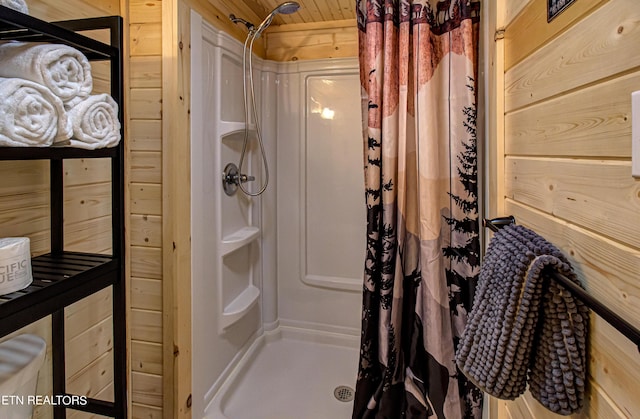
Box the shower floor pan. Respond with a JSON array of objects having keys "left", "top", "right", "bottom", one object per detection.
[{"left": 207, "top": 326, "right": 359, "bottom": 419}]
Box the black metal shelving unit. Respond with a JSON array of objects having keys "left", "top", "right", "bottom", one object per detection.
[{"left": 0, "top": 6, "right": 126, "bottom": 419}]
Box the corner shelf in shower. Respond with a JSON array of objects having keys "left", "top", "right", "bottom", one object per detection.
[
  {"left": 219, "top": 121, "right": 256, "bottom": 136},
  {"left": 219, "top": 225, "right": 260, "bottom": 332},
  {"left": 206, "top": 38, "right": 263, "bottom": 335},
  {"left": 221, "top": 226, "right": 260, "bottom": 256},
  {"left": 220, "top": 284, "right": 260, "bottom": 331}
]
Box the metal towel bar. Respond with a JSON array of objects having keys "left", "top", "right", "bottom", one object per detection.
[{"left": 484, "top": 216, "right": 640, "bottom": 352}]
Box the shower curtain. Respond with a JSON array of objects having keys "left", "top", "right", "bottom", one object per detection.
[{"left": 353, "top": 1, "right": 482, "bottom": 418}]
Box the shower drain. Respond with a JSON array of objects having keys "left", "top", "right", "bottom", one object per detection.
[{"left": 334, "top": 385, "right": 355, "bottom": 402}]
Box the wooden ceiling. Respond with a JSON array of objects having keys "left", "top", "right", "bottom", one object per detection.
[{"left": 216, "top": 0, "right": 356, "bottom": 29}]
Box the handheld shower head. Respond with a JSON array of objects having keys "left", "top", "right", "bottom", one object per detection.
[
  {"left": 273, "top": 1, "right": 301, "bottom": 14},
  {"left": 227, "top": 1, "right": 300, "bottom": 196},
  {"left": 254, "top": 1, "right": 301, "bottom": 37}
]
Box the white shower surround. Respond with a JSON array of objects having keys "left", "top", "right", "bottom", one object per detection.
[{"left": 191, "top": 11, "right": 365, "bottom": 418}]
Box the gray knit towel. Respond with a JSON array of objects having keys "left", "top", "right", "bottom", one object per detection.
[{"left": 455, "top": 224, "right": 589, "bottom": 415}]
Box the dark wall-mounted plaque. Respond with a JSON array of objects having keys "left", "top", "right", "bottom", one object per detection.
[{"left": 548, "top": 0, "right": 577, "bottom": 22}]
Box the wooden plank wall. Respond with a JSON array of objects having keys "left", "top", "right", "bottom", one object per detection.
[
  {"left": 0, "top": 1, "right": 120, "bottom": 418},
  {"left": 162, "top": 1, "right": 190, "bottom": 416},
  {"left": 128, "top": 0, "right": 164, "bottom": 417},
  {"left": 265, "top": 19, "right": 358, "bottom": 61},
  {"left": 493, "top": 0, "right": 640, "bottom": 417}
]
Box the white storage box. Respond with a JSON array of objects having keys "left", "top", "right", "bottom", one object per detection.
[{"left": 0, "top": 237, "right": 32, "bottom": 295}]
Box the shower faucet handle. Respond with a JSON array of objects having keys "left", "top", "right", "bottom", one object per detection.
[
  {"left": 239, "top": 174, "right": 255, "bottom": 183},
  {"left": 223, "top": 163, "right": 255, "bottom": 196}
]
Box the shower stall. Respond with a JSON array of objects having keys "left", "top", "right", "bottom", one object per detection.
[{"left": 190, "top": 9, "right": 365, "bottom": 418}]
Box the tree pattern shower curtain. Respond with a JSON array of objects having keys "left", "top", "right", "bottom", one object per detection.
[{"left": 353, "top": 1, "right": 482, "bottom": 418}]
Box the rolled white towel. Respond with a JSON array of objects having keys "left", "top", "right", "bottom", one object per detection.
[
  {"left": 56, "top": 93, "right": 120, "bottom": 149},
  {"left": 0, "top": 0, "right": 29, "bottom": 14},
  {"left": 0, "top": 77, "right": 71, "bottom": 147},
  {"left": 0, "top": 42, "right": 92, "bottom": 109}
]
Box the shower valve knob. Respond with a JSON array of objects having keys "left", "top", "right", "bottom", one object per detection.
[
  {"left": 223, "top": 163, "right": 256, "bottom": 196},
  {"left": 239, "top": 174, "right": 255, "bottom": 183}
]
